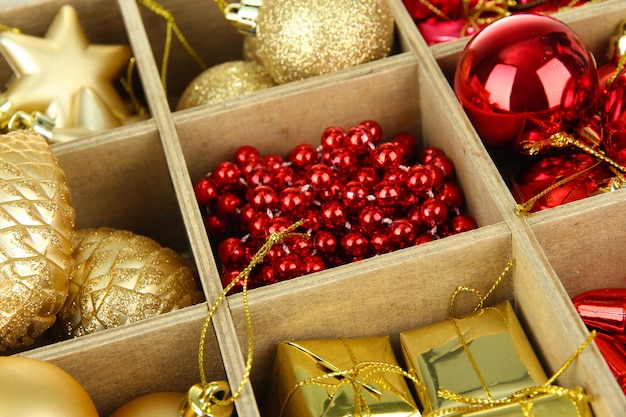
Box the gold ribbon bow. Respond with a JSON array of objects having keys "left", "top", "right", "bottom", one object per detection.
[
  {"left": 420, "top": 260, "right": 594, "bottom": 417},
  {"left": 279, "top": 337, "right": 420, "bottom": 417}
]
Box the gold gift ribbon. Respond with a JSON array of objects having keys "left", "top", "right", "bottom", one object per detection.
[
  {"left": 417, "top": 259, "right": 595, "bottom": 417},
  {"left": 187, "top": 219, "right": 309, "bottom": 415},
  {"left": 278, "top": 337, "right": 422, "bottom": 417}
]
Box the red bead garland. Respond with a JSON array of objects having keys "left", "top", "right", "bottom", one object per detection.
[{"left": 194, "top": 120, "right": 478, "bottom": 291}]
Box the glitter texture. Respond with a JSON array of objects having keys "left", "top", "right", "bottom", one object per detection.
[
  {"left": 177, "top": 60, "right": 276, "bottom": 110},
  {"left": 56, "top": 228, "right": 204, "bottom": 338},
  {"left": 250, "top": 0, "right": 395, "bottom": 84},
  {"left": 0, "top": 130, "right": 75, "bottom": 351}
]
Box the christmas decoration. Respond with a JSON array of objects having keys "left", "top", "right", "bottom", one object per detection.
[
  {"left": 177, "top": 60, "right": 276, "bottom": 110},
  {"left": 194, "top": 120, "right": 477, "bottom": 292},
  {"left": 0, "top": 5, "right": 135, "bottom": 142},
  {"left": 403, "top": 0, "right": 596, "bottom": 45},
  {"left": 598, "top": 19, "right": 626, "bottom": 94},
  {"left": 110, "top": 392, "right": 185, "bottom": 417},
  {"left": 511, "top": 153, "right": 615, "bottom": 213},
  {"left": 573, "top": 288, "right": 626, "bottom": 395},
  {"left": 244, "top": 0, "right": 395, "bottom": 84},
  {"left": 454, "top": 14, "right": 598, "bottom": 151},
  {"left": 55, "top": 227, "right": 203, "bottom": 338},
  {"left": 0, "top": 129, "right": 75, "bottom": 352},
  {"left": 0, "top": 356, "right": 98, "bottom": 416}
]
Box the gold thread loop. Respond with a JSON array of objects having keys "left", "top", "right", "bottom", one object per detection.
[
  {"left": 138, "top": 0, "right": 207, "bottom": 95},
  {"left": 197, "top": 219, "right": 308, "bottom": 409}
]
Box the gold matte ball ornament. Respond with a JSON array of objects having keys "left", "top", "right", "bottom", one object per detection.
[
  {"left": 177, "top": 60, "right": 276, "bottom": 110},
  {"left": 250, "top": 0, "right": 395, "bottom": 84},
  {"left": 0, "top": 130, "right": 75, "bottom": 352},
  {"left": 56, "top": 227, "right": 203, "bottom": 337},
  {"left": 0, "top": 356, "right": 98, "bottom": 416}
]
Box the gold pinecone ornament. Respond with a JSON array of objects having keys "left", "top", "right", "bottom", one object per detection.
[
  {"left": 0, "top": 130, "right": 75, "bottom": 351},
  {"left": 57, "top": 228, "right": 203, "bottom": 337}
]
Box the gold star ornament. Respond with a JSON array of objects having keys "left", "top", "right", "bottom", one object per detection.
[{"left": 0, "top": 5, "right": 131, "bottom": 132}]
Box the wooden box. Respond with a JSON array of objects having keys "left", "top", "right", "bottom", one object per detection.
[{"left": 1, "top": 0, "right": 625, "bottom": 416}]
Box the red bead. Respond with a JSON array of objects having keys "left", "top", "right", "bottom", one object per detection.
[
  {"left": 406, "top": 165, "right": 434, "bottom": 194},
  {"left": 248, "top": 213, "right": 269, "bottom": 238},
  {"left": 371, "top": 142, "right": 402, "bottom": 171},
  {"left": 221, "top": 268, "right": 244, "bottom": 294},
  {"left": 340, "top": 230, "right": 369, "bottom": 259},
  {"left": 204, "top": 214, "right": 228, "bottom": 235},
  {"left": 313, "top": 230, "right": 338, "bottom": 254},
  {"left": 353, "top": 166, "right": 379, "bottom": 187},
  {"left": 216, "top": 193, "right": 242, "bottom": 219},
  {"left": 233, "top": 145, "right": 260, "bottom": 166},
  {"left": 321, "top": 126, "right": 345, "bottom": 150},
  {"left": 448, "top": 215, "right": 478, "bottom": 235},
  {"left": 288, "top": 144, "right": 319, "bottom": 170},
  {"left": 247, "top": 185, "right": 278, "bottom": 212},
  {"left": 358, "top": 206, "right": 386, "bottom": 232},
  {"left": 279, "top": 186, "right": 309, "bottom": 216},
  {"left": 419, "top": 147, "right": 445, "bottom": 165},
  {"left": 425, "top": 164, "right": 445, "bottom": 191},
  {"left": 285, "top": 236, "right": 313, "bottom": 256},
  {"left": 342, "top": 181, "right": 369, "bottom": 211},
  {"left": 264, "top": 154, "right": 285, "bottom": 170},
  {"left": 392, "top": 133, "right": 418, "bottom": 162},
  {"left": 239, "top": 203, "right": 256, "bottom": 226},
  {"left": 359, "top": 120, "right": 383, "bottom": 144},
  {"left": 194, "top": 176, "right": 219, "bottom": 207},
  {"left": 421, "top": 197, "right": 449, "bottom": 227},
  {"left": 301, "top": 208, "right": 322, "bottom": 231},
  {"left": 307, "top": 164, "right": 335, "bottom": 191},
  {"left": 436, "top": 182, "right": 463, "bottom": 208},
  {"left": 317, "top": 180, "right": 342, "bottom": 202},
  {"left": 389, "top": 219, "right": 416, "bottom": 249},
  {"left": 212, "top": 161, "right": 242, "bottom": 189},
  {"left": 429, "top": 155, "right": 455, "bottom": 179},
  {"left": 272, "top": 166, "right": 296, "bottom": 190},
  {"left": 406, "top": 206, "right": 425, "bottom": 229},
  {"left": 327, "top": 147, "right": 358, "bottom": 176},
  {"left": 274, "top": 254, "right": 303, "bottom": 280},
  {"left": 257, "top": 264, "right": 278, "bottom": 286},
  {"left": 345, "top": 126, "right": 374, "bottom": 154},
  {"left": 415, "top": 232, "right": 437, "bottom": 245},
  {"left": 217, "top": 237, "right": 242, "bottom": 264},
  {"left": 245, "top": 165, "right": 272, "bottom": 187},
  {"left": 319, "top": 200, "right": 347, "bottom": 229},
  {"left": 303, "top": 255, "right": 326, "bottom": 274},
  {"left": 265, "top": 242, "right": 288, "bottom": 262},
  {"left": 267, "top": 217, "right": 292, "bottom": 235},
  {"left": 369, "top": 230, "right": 392, "bottom": 254},
  {"left": 374, "top": 180, "right": 402, "bottom": 209}
]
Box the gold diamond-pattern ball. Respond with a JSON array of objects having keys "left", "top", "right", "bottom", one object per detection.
[
  {"left": 252, "top": 0, "right": 395, "bottom": 84},
  {"left": 56, "top": 228, "right": 204, "bottom": 337},
  {"left": 0, "top": 130, "right": 75, "bottom": 352},
  {"left": 177, "top": 60, "right": 276, "bottom": 110}
]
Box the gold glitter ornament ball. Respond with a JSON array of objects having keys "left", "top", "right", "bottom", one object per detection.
[
  {"left": 56, "top": 227, "right": 204, "bottom": 337},
  {"left": 0, "top": 130, "right": 75, "bottom": 352},
  {"left": 177, "top": 60, "right": 276, "bottom": 110},
  {"left": 251, "top": 0, "right": 395, "bottom": 84}
]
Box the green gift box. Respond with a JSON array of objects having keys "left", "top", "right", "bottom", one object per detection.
[{"left": 264, "top": 336, "right": 421, "bottom": 417}]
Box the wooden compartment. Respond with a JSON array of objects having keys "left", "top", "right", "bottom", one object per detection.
[{"left": 0, "top": 0, "right": 623, "bottom": 416}]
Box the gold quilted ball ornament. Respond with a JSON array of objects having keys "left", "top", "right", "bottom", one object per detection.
[
  {"left": 240, "top": 0, "right": 395, "bottom": 84},
  {"left": 0, "top": 356, "right": 98, "bottom": 416},
  {"left": 56, "top": 227, "right": 204, "bottom": 337},
  {"left": 0, "top": 129, "right": 75, "bottom": 352},
  {"left": 177, "top": 60, "right": 276, "bottom": 110}
]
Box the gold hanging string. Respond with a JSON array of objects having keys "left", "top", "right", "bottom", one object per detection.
[
  {"left": 119, "top": 57, "right": 149, "bottom": 117},
  {"left": 514, "top": 161, "right": 603, "bottom": 216},
  {"left": 137, "top": 0, "right": 207, "bottom": 95},
  {"left": 196, "top": 219, "right": 308, "bottom": 408}
]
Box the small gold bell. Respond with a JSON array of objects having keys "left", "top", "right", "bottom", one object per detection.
[{"left": 179, "top": 381, "right": 234, "bottom": 417}]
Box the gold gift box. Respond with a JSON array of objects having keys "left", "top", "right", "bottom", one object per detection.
[
  {"left": 264, "top": 336, "right": 420, "bottom": 417},
  {"left": 461, "top": 394, "right": 583, "bottom": 416},
  {"left": 400, "top": 301, "right": 548, "bottom": 412}
]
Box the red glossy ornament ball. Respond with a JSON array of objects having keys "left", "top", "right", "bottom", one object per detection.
[
  {"left": 274, "top": 254, "right": 302, "bottom": 280},
  {"left": 454, "top": 14, "right": 598, "bottom": 151},
  {"left": 345, "top": 126, "right": 374, "bottom": 154},
  {"left": 360, "top": 120, "right": 383, "bottom": 144},
  {"left": 319, "top": 200, "right": 347, "bottom": 229},
  {"left": 369, "top": 230, "right": 393, "bottom": 254},
  {"left": 212, "top": 161, "right": 242, "bottom": 189},
  {"left": 371, "top": 142, "right": 402, "bottom": 170},
  {"left": 389, "top": 219, "right": 416, "bottom": 249},
  {"left": 603, "top": 67, "right": 626, "bottom": 167},
  {"left": 421, "top": 197, "right": 449, "bottom": 227},
  {"left": 194, "top": 176, "right": 219, "bottom": 206},
  {"left": 313, "top": 230, "right": 338, "bottom": 254},
  {"left": 247, "top": 185, "right": 279, "bottom": 211},
  {"left": 234, "top": 145, "right": 260, "bottom": 166},
  {"left": 448, "top": 215, "right": 478, "bottom": 235},
  {"left": 321, "top": 126, "right": 345, "bottom": 150}
]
